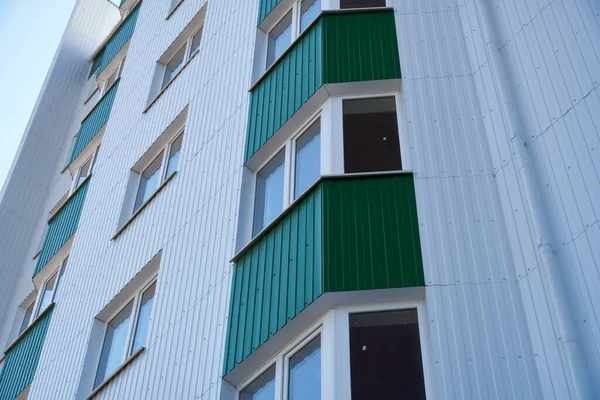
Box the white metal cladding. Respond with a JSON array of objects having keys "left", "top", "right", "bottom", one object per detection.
[
  {"left": 0, "top": 0, "right": 592, "bottom": 399},
  {"left": 0, "top": 0, "right": 119, "bottom": 352}
]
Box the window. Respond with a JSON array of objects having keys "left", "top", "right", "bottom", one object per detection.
[
  {"left": 132, "top": 132, "right": 183, "bottom": 214},
  {"left": 239, "top": 365, "right": 276, "bottom": 400},
  {"left": 264, "top": 0, "right": 321, "bottom": 70},
  {"left": 18, "top": 302, "right": 34, "bottom": 335},
  {"left": 161, "top": 26, "right": 204, "bottom": 90},
  {"left": 339, "top": 0, "right": 386, "bottom": 8},
  {"left": 294, "top": 120, "right": 320, "bottom": 199},
  {"left": 349, "top": 309, "right": 426, "bottom": 399},
  {"left": 342, "top": 97, "right": 402, "bottom": 173},
  {"left": 239, "top": 331, "right": 321, "bottom": 400},
  {"left": 288, "top": 336, "right": 321, "bottom": 400},
  {"left": 266, "top": 12, "right": 293, "bottom": 68},
  {"left": 93, "top": 279, "right": 156, "bottom": 389},
  {"left": 251, "top": 118, "right": 321, "bottom": 237},
  {"left": 89, "top": 51, "right": 104, "bottom": 79},
  {"left": 102, "top": 58, "right": 124, "bottom": 95},
  {"left": 253, "top": 151, "right": 285, "bottom": 236}
]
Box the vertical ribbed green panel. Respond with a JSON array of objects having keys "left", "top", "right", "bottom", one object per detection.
[
  {"left": 224, "top": 174, "right": 423, "bottom": 375},
  {"left": 257, "top": 0, "right": 282, "bottom": 25},
  {"left": 322, "top": 175, "right": 424, "bottom": 292},
  {"left": 224, "top": 186, "right": 324, "bottom": 374},
  {"left": 70, "top": 80, "right": 119, "bottom": 163},
  {"left": 0, "top": 308, "right": 53, "bottom": 400},
  {"left": 98, "top": 3, "right": 140, "bottom": 74},
  {"left": 322, "top": 11, "right": 401, "bottom": 84},
  {"left": 245, "top": 20, "right": 323, "bottom": 162},
  {"left": 245, "top": 10, "right": 401, "bottom": 162},
  {"left": 33, "top": 179, "right": 90, "bottom": 277}
]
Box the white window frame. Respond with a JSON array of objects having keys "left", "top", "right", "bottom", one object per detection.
[
  {"left": 101, "top": 58, "right": 125, "bottom": 96},
  {"left": 31, "top": 257, "right": 69, "bottom": 319},
  {"left": 251, "top": 112, "right": 322, "bottom": 236},
  {"left": 161, "top": 25, "right": 204, "bottom": 90},
  {"left": 132, "top": 130, "right": 184, "bottom": 214},
  {"left": 18, "top": 300, "right": 36, "bottom": 335},
  {"left": 235, "top": 300, "right": 432, "bottom": 400},
  {"left": 237, "top": 325, "right": 323, "bottom": 400},
  {"left": 92, "top": 275, "right": 157, "bottom": 391},
  {"left": 70, "top": 147, "right": 100, "bottom": 194}
]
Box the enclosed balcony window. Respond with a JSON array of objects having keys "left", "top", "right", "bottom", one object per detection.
[
  {"left": 266, "top": 11, "right": 293, "bottom": 68},
  {"left": 239, "top": 365, "right": 276, "bottom": 400},
  {"left": 288, "top": 336, "right": 321, "bottom": 400},
  {"left": 343, "top": 97, "right": 402, "bottom": 174},
  {"left": 300, "top": 0, "right": 321, "bottom": 32},
  {"left": 294, "top": 119, "right": 320, "bottom": 199},
  {"left": 340, "top": 0, "right": 386, "bottom": 8},
  {"left": 349, "top": 309, "right": 426, "bottom": 399},
  {"left": 18, "top": 302, "right": 35, "bottom": 335},
  {"left": 253, "top": 151, "right": 285, "bottom": 236}
]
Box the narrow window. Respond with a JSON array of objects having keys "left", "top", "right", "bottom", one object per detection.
[
  {"left": 349, "top": 309, "right": 426, "bottom": 400},
  {"left": 54, "top": 257, "right": 68, "bottom": 301},
  {"left": 105, "top": 67, "right": 119, "bottom": 93},
  {"left": 165, "top": 134, "right": 183, "bottom": 177},
  {"left": 288, "top": 335, "right": 321, "bottom": 400},
  {"left": 300, "top": 0, "right": 321, "bottom": 32},
  {"left": 189, "top": 27, "right": 203, "bottom": 57},
  {"left": 36, "top": 271, "right": 59, "bottom": 316},
  {"left": 266, "top": 11, "right": 293, "bottom": 68},
  {"left": 253, "top": 151, "right": 285, "bottom": 236},
  {"left": 294, "top": 119, "right": 320, "bottom": 199},
  {"left": 18, "top": 303, "right": 34, "bottom": 335},
  {"left": 94, "top": 302, "right": 134, "bottom": 389},
  {"left": 239, "top": 365, "right": 276, "bottom": 400},
  {"left": 77, "top": 157, "right": 93, "bottom": 188},
  {"left": 162, "top": 45, "right": 186, "bottom": 88},
  {"left": 134, "top": 152, "right": 164, "bottom": 212},
  {"left": 131, "top": 282, "right": 156, "bottom": 352},
  {"left": 342, "top": 97, "right": 402, "bottom": 173},
  {"left": 339, "top": 0, "right": 386, "bottom": 9},
  {"left": 89, "top": 52, "right": 103, "bottom": 79}
]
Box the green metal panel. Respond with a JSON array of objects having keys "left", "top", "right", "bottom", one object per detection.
[
  {"left": 257, "top": 0, "right": 282, "bottom": 26},
  {"left": 224, "top": 186, "right": 324, "bottom": 374},
  {"left": 69, "top": 80, "right": 120, "bottom": 163},
  {"left": 98, "top": 3, "right": 140, "bottom": 74},
  {"left": 224, "top": 174, "right": 423, "bottom": 374},
  {"left": 0, "top": 308, "right": 53, "bottom": 400},
  {"left": 322, "top": 175, "right": 424, "bottom": 292},
  {"left": 33, "top": 179, "right": 90, "bottom": 277},
  {"left": 245, "top": 21, "right": 323, "bottom": 162},
  {"left": 245, "top": 10, "right": 401, "bottom": 162}
]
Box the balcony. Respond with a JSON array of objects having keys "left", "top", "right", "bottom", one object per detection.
[
  {"left": 245, "top": 9, "right": 401, "bottom": 162},
  {"left": 69, "top": 80, "right": 119, "bottom": 164},
  {"left": 97, "top": 2, "right": 140, "bottom": 75},
  {"left": 224, "top": 173, "right": 424, "bottom": 375},
  {"left": 34, "top": 179, "right": 90, "bottom": 278},
  {"left": 0, "top": 306, "right": 54, "bottom": 399}
]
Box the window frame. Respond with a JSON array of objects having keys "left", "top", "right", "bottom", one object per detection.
[
  {"left": 31, "top": 257, "right": 69, "bottom": 319},
  {"left": 92, "top": 275, "right": 157, "bottom": 391},
  {"left": 237, "top": 325, "right": 323, "bottom": 400},
  {"left": 251, "top": 113, "right": 322, "bottom": 237},
  {"left": 235, "top": 300, "right": 431, "bottom": 400},
  {"left": 132, "top": 130, "right": 184, "bottom": 214},
  {"left": 161, "top": 25, "right": 204, "bottom": 90},
  {"left": 71, "top": 147, "right": 99, "bottom": 194},
  {"left": 101, "top": 58, "right": 125, "bottom": 96}
]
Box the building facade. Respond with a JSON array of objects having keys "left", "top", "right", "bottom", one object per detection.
[{"left": 0, "top": 0, "right": 599, "bottom": 398}]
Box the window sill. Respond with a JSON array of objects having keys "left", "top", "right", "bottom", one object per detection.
[
  {"left": 143, "top": 51, "right": 198, "bottom": 114},
  {"left": 4, "top": 303, "right": 55, "bottom": 354},
  {"left": 112, "top": 171, "right": 177, "bottom": 240},
  {"left": 165, "top": 0, "right": 184, "bottom": 20},
  {"left": 87, "top": 347, "right": 145, "bottom": 400}
]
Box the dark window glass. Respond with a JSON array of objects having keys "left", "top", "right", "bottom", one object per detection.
[
  {"left": 340, "top": 0, "right": 386, "bottom": 9},
  {"left": 349, "top": 309, "right": 426, "bottom": 400},
  {"left": 343, "top": 97, "right": 402, "bottom": 173},
  {"left": 89, "top": 50, "right": 104, "bottom": 79}
]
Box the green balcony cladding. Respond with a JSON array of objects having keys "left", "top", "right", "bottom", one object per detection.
[
  {"left": 257, "top": 0, "right": 281, "bottom": 25},
  {"left": 97, "top": 3, "right": 140, "bottom": 75},
  {"left": 245, "top": 10, "right": 401, "bottom": 162},
  {"left": 69, "top": 80, "right": 119, "bottom": 164},
  {"left": 33, "top": 179, "right": 90, "bottom": 277},
  {"left": 0, "top": 307, "right": 53, "bottom": 400},
  {"left": 224, "top": 173, "right": 424, "bottom": 374}
]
